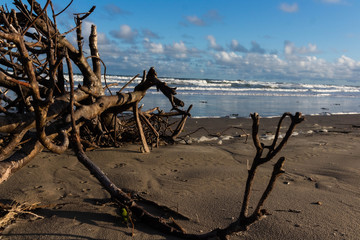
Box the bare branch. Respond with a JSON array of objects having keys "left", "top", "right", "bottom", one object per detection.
[
  {"left": 118, "top": 74, "right": 140, "bottom": 93},
  {"left": 89, "top": 24, "right": 101, "bottom": 80},
  {"left": 54, "top": 0, "right": 73, "bottom": 17},
  {"left": 253, "top": 157, "right": 285, "bottom": 215},
  {"left": 133, "top": 101, "right": 150, "bottom": 153}
]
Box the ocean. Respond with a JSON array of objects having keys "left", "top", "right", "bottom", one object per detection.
[{"left": 73, "top": 74, "right": 360, "bottom": 118}]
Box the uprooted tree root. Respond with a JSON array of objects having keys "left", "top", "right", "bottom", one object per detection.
[
  {"left": 0, "top": 1, "right": 305, "bottom": 239},
  {"left": 0, "top": 0, "right": 191, "bottom": 183}
]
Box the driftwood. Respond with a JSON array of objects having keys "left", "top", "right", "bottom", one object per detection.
[
  {"left": 0, "top": 1, "right": 305, "bottom": 239},
  {"left": 0, "top": 1, "right": 190, "bottom": 184},
  {"left": 72, "top": 109, "right": 304, "bottom": 240}
]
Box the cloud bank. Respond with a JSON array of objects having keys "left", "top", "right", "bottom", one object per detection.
[{"left": 78, "top": 19, "right": 359, "bottom": 86}]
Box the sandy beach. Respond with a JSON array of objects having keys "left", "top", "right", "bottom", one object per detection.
[{"left": 0, "top": 114, "right": 359, "bottom": 240}]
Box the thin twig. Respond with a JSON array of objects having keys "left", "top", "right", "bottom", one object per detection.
[
  {"left": 54, "top": 0, "right": 73, "bottom": 17},
  {"left": 22, "top": 0, "right": 51, "bottom": 35},
  {"left": 118, "top": 74, "right": 140, "bottom": 93}
]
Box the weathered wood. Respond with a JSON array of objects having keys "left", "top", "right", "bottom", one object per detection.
[
  {"left": 68, "top": 111, "right": 304, "bottom": 240},
  {"left": 139, "top": 111, "right": 160, "bottom": 147},
  {"left": 0, "top": 0, "right": 190, "bottom": 182},
  {"left": 0, "top": 139, "right": 43, "bottom": 184},
  {"left": 133, "top": 101, "right": 150, "bottom": 153},
  {"left": 172, "top": 104, "right": 193, "bottom": 140},
  {"left": 0, "top": 1, "right": 308, "bottom": 239},
  {"left": 68, "top": 77, "right": 184, "bottom": 234}
]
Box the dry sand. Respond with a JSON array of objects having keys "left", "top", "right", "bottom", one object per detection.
[{"left": 0, "top": 114, "right": 359, "bottom": 239}]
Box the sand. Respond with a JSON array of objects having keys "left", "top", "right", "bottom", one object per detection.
[{"left": 0, "top": 114, "right": 359, "bottom": 239}]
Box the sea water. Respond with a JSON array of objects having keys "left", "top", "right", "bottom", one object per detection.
[{"left": 73, "top": 75, "right": 360, "bottom": 118}]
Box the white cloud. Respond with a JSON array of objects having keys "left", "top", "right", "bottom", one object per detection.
[
  {"left": 228, "top": 40, "right": 266, "bottom": 54},
  {"left": 164, "top": 41, "right": 188, "bottom": 59},
  {"left": 143, "top": 38, "right": 164, "bottom": 54},
  {"left": 102, "top": 39, "right": 360, "bottom": 83},
  {"left": 284, "top": 41, "right": 319, "bottom": 55},
  {"left": 230, "top": 40, "right": 248, "bottom": 53},
  {"left": 207, "top": 46, "right": 360, "bottom": 82},
  {"left": 143, "top": 39, "right": 190, "bottom": 59},
  {"left": 110, "top": 24, "right": 138, "bottom": 43},
  {"left": 250, "top": 41, "right": 266, "bottom": 54},
  {"left": 77, "top": 22, "right": 360, "bottom": 84},
  {"left": 337, "top": 55, "right": 360, "bottom": 68},
  {"left": 207, "top": 35, "right": 224, "bottom": 51},
  {"left": 186, "top": 16, "right": 205, "bottom": 26},
  {"left": 172, "top": 41, "right": 187, "bottom": 52},
  {"left": 214, "top": 51, "right": 242, "bottom": 64},
  {"left": 279, "top": 3, "right": 299, "bottom": 13}
]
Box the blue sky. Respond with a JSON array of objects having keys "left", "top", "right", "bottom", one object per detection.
[{"left": 3, "top": 0, "right": 360, "bottom": 85}]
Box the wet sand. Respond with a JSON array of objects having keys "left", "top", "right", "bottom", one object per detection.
[{"left": 0, "top": 114, "right": 359, "bottom": 239}]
